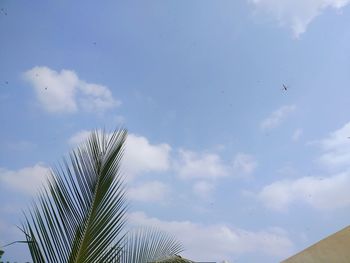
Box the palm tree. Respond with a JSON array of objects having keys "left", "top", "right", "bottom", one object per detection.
[{"left": 22, "top": 129, "right": 193, "bottom": 263}]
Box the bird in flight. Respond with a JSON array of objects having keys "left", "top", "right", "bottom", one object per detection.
[{"left": 282, "top": 84, "right": 288, "bottom": 91}]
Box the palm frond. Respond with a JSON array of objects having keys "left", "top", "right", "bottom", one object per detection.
[
  {"left": 120, "top": 227, "right": 184, "bottom": 263},
  {"left": 23, "top": 129, "right": 128, "bottom": 263},
  {"left": 152, "top": 255, "right": 195, "bottom": 263}
]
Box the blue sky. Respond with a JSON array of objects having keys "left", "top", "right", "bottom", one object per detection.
[{"left": 1, "top": 0, "right": 350, "bottom": 262}]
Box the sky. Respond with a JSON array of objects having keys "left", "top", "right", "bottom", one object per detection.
[{"left": 1, "top": 0, "right": 350, "bottom": 262}]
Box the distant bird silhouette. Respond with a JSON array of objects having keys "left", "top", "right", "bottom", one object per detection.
[{"left": 282, "top": 84, "right": 288, "bottom": 91}]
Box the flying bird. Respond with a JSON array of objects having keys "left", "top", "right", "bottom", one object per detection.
[{"left": 282, "top": 84, "right": 288, "bottom": 91}]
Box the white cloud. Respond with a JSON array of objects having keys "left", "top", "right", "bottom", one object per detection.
[
  {"left": 0, "top": 164, "right": 49, "bottom": 195},
  {"left": 123, "top": 134, "right": 171, "bottom": 178},
  {"left": 69, "top": 131, "right": 257, "bottom": 182},
  {"left": 193, "top": 181, "right": 215, "bottom": 199},
  {"left": 256, "top": 172, "right": 350, "bottom": 211},
  {"left": 232, "top": 153, "right": 257, "bottom": 177},
  {"left": 129, "top": 211, "right": 294, "bottom": 261},
  {"left": 319, "top": 122, "right": 350, "bottom": 149},
  {"left": 260, "top": 105, "right": 296, "bottom": 131},
  {"left": 68, "top": 130, "right": 92, "bottom": 146},
  {"left": 24, "top": 66, "right": 120, "bottom": 113},
  {"left": 292, "top": 128, "right": 303, "bottom": 142},
  {"left": 249, "top": 0, "right": 350, "bottom": 37},
  {"left": 319, "top": 152, "right": 350, "bottom": 168},
  {"left": 78, "top": 83, "right": 119, "bottom": 112},
  {"left": 304, "top": 121, "right": 350, "bottom": 169},
  {"left": 176, "top": 150, "right": 257, "bottom": 180},
  {"left": 69, "top": 131, "right": 171, "bottom": 179},
  {"left": 255, "top": 121, "right": 350, "bottom": 211},
  {"left": 128, "top": 181, "right": 169, "bottom": 202},
  {"left": 176, "top": 150, "right": 228, "bottom": 180},
  {"left": 317, "top": 122, "right": 350, "bottom": 168}
]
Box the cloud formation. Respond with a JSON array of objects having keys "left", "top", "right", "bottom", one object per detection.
[
  {"left": 24, "top": 66, "right": 120, "bottom": 113},
  {"left": 68, "top": 130, "right": 92, "bottom": 146},
  {"left": 0, "top": 164, "right": 49, "bottom": 195},
  {"left": 260, "top": 105, "right": 296, "bottom": 131},
  {"left": 69, "top": 131, "right": 171, "bottom": 179},
  {"left": 292, "top": 128, "right": 303, "bottom": 142},
  {"left": 193, "top": 181, "right": 215, "bottom": 199},
  {"left": 232, "top": 153, "right": 258, "bottom": 177},
  {"left": 317, "top": 121, "right": 350, "bottom": 168},
  {"left": 129, "top": 211, "right": 294, "bottom": 261},
  {"left": 123, "top": 134, "right": 171, "bottom": 177},
  {"left": 250, "top": 0, "right": 350, "bottom": 37},
  {"left": 176, "top": 150, "right": 228, "bottom": 180},
  {"left": 128, "top": 181, "right": 170, "bottom": 202},
  {"left": 256, "top": 172, "right": 350, "bottom": 211},
  {"left": 176, "top": 150, "right": 257, "bottom": 180}
]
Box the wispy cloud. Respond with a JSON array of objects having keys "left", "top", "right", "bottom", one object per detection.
[
  {"left": 193, "top": 181, "right": 215, "bottom": 199},
  {"left": 316, "top": 122, "right": 350, "bottom": 168},
  {"left": 176, "top": 150, "right": 228, "bottom": 180},
  {"left": 255, "top": 172, "right": 350, "bottom": 211},
  {"left": 24, "top": 66, "right": 121, "bottom": 113},
  {"left": 129, "top": 211, "right": 294, "bottom": 261},
  {"left": 175, "top": 150, "right": 257, "bottom": 180},
  {"left": 128, "top": 181, "right": 170, "bottom": 203},
  {"left": 254, "top": 121, "right": 350, "bottom": 212},
  {"left": 260, "top": 105, "right": 296, "bottom": 131},
  {"left": 69, "top": 131, "right": 171, "bottom": 179},
  {"left": 232, "top": 153, "right": 257, "bottom": 177},
  {"left": 0, "top": 164, "right": 49, "bottom": 195},
  {"left": 68, "top": 130, "right": 92, "bottom": 146},
  {"left": 249, "top": 0, "right": 350, "bottom": 37},
  {"left": 292, "top": 128, "right": 303, "bottom": 142}
]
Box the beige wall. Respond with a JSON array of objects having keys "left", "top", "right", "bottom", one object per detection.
[{"left": 281, "top": 226, "right": 350, "bottom": 263}]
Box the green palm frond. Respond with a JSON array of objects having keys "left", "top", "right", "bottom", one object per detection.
[
  {"left": 152, "top": 255, "right": 195, "bottom": 263},
  {"left": 23, "top": 129, "right": 128, "bottom": 263},
  {"left": 120, "top": 227, "right": 184, "bottom": 263}
]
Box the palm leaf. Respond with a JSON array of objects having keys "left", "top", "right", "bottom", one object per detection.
[
  {"left": 23, "top": 129, "right": 128, "bottom": 263},
  {"left": 152, "top": 255, "right": 195, "bottom": 263},
  {"left": 120, "top": 227, "right": 185, "bottom": 263}
]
